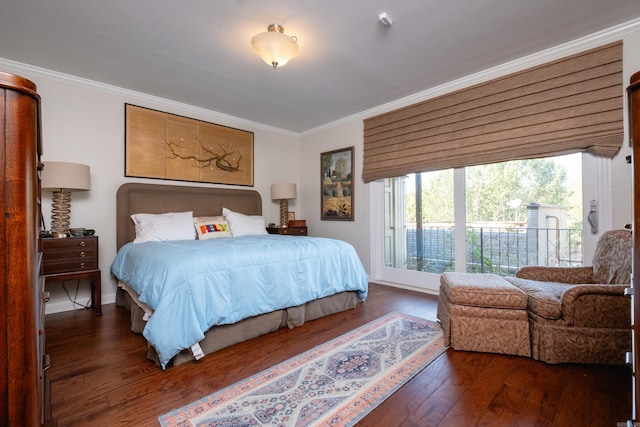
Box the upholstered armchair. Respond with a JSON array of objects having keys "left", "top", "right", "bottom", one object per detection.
[{"left": 505, "top": 229, "right": 632, "bottom": 365}]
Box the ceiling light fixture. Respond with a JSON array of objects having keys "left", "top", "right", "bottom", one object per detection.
[{"left": 251, "top": 24, "right": 299, "bottom": 69}]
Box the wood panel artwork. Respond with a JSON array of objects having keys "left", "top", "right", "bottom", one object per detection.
[{"left": 125, "top": 104, "right": 254, "bottom": 186}]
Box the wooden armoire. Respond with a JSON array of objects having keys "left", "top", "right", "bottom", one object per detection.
[
  {"left": 0, "top": 72, "right": 50, "bottom": 425},
  {"left": 629, "top": 70, "right": 640, "bottom": 422}
]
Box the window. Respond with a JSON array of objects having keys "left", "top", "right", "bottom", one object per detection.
[
  {"left": 384, "top": 170, "right": 454, "bottom": 273},
  {"left": 378, "top": 153, "right": 598, "bottom": 291}
]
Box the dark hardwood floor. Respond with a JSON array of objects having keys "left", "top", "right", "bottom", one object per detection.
[{"left": 46, "top": 283, "right": 632, "bottom": 426}]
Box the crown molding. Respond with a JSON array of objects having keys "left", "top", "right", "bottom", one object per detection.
[{"left": 0, "top": 57, "right": 298, "bottom": 138}]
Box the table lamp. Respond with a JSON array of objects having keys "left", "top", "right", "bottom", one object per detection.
[
  {"left": 271, "top": 183, "right": 296, "bottom": 227},
  {"left": 41, "top": 161, "right": 90, "bottom": 238}
]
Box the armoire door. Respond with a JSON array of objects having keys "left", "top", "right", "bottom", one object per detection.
[{"left": 627, "top": 69, "right": 640, "bottom": 422}]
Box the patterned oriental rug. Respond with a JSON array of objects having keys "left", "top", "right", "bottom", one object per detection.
[{"left": 158, "top": 312, "right": 446, "bottom": 427}]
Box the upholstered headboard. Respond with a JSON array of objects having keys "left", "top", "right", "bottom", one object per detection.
[{"left": 116, "top": 183, "right": 262, "bottom": 249}]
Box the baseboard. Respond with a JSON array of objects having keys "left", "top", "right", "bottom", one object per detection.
[
  {"left": 370, "top": 280, "right": 440, "bottom": 296},
  {"left": 45, "top": 292, "right": 116, "bottom": 314}
]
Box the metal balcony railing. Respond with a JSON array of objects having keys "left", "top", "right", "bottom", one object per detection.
[{"left": 405, "top": 226, "right": 583, "bottom": 276}]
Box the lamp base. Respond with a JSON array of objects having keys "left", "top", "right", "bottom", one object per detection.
[
  {"left": 51, "top": 232, "right": 68, "bottom": 238},
  {"left": 50, "top": 188, "right": 71, "bottom": 236},
  {"left": 279, "top": 199, "right": 289, "bottom": 228}
]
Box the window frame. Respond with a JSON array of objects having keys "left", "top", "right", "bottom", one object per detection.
[{"left": 369, "top": 154, "right": 612, "bottom": 293}]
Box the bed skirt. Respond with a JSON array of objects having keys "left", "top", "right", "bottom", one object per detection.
[{"left": 115, "top": 286, "right": 361, "bottom": 367}]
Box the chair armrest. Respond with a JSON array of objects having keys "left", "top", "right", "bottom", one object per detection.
[
  {"left": 516, "top": 266, "right": 593, "bottom": 284},
  {"left": 561, "top": 284, "right": 630, "bottom": 327}
]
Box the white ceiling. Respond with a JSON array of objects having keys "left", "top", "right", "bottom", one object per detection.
[{"left": 1, "top": 0, "right": 639, "bottom": 133}]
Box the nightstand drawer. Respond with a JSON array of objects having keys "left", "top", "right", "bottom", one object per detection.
[
  {"left": 280, "top": 227, "right": 307, "bottom": 236},
  {"left": 43, "top": 258, "right": 98, "bottom": 274},
  {"left": 267, "top": 226, "right": 308, "bottom": 236},
  {"left": 42, "top": 236, "right": 98, "bottom": 275},
  {"left": 42, "top": 236, "right": 97, "bottom": 251},
  {"left": 42, "top": 245, "right": 96, "bottom": 260}
]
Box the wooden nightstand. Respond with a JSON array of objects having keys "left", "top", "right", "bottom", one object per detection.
[
  {"left": 267, "top": 226, "right": 308, "bottom": 236},
  {"left": 42, "top": 235, "right": 101, "bottom": 315}
]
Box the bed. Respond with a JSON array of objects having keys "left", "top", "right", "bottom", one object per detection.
[{"left": 111, "top": 183, "right": 368, "bottom": 368}]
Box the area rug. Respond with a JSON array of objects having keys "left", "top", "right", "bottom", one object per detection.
[{"left": 158, "top": 312, "right": 446, "bottom": 427}]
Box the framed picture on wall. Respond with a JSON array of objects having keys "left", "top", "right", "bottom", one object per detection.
[
  {"left": 321, "top": 146, "right": 354, "bottom": 221},
  {"left": 125, "top": 104, "right": 254, "bottom": 186}
]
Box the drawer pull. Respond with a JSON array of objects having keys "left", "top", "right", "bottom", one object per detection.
[
  {"left": 79, "top": 241, "right": 86, "bottom": 247},
  {"left": 80, "top": 262, "right": 86, "bottom": 269},
  {"left": 80, "top": 251, "right": 86, "bottom": 258}
]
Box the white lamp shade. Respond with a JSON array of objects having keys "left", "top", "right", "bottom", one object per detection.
[
  {"left": 271, "top": 183, "right": 297, "bottom": 200},
  {"left": 41, "top": 161, "right": 90, "bottom": 191},
  {"left": 251, "top": 27, "right": 299, "bottom": 68}
]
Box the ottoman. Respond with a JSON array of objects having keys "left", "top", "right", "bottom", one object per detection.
[{"left": 437, "top": 272, "right": 531, "bottom": 357}]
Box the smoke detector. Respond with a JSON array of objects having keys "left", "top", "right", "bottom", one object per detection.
[{"left": 378, "top": 12, "right": 392, "bottom": 27}]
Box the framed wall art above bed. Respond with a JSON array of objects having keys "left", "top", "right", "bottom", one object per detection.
[{"left": 125, "top": 104, "right": 254, "bottom": 186}]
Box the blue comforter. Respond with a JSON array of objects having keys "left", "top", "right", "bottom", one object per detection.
[{"left": 110, "top": 235, "right": 368, "bottom": 368}]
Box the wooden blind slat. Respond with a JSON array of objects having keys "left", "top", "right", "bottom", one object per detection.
[
  {"left": 362, "top": 41, "right": 623, "bottom": 183},
  {"left": 365, "top": 74, "right": 620, "bottom": 142},
  {"left": 365, "top": 102, "right": 621, "bottom": 155},
  {"left": 365, "top": 126, "right": 622, "bottom": 169},
  {"left": 365, "top": 42, "right": 621, "bottom": 131}
]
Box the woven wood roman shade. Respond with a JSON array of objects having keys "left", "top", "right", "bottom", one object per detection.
[{"left": 362, "top": 41, "right": 623, "bottom": 183}]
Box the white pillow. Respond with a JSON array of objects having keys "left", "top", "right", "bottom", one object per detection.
[
  {"left": 131, "top": 211, "right": 196, "bottom": 243},
  {"left": 193, "top": 216, "right": 232, "bottom": 239},
  {"left": 222, "top": 207, "right": 268, "bottom": 237}
]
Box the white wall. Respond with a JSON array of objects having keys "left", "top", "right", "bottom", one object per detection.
[
  {"left": 0, "top": 61, "right": 301, "bottom": 313},
  {"left": 299, "top": 120, "right": 370, "bottom": 271}
]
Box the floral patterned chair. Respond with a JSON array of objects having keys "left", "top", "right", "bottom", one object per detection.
[{"left": 505, "top": 229, "right": 632, "bottom": 365}]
